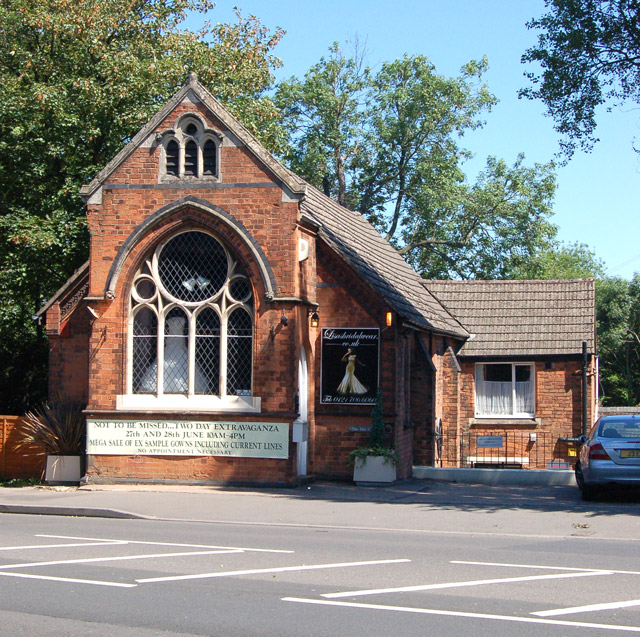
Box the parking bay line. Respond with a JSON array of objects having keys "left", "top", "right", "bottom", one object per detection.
[
  {"left": 322, "top": 570, "right": 612, "bottom": 598},
  {"left": 533, "top": 599, "right": 640, "bottom": 617},
  {"left": 0, "top": 571, "right": 136, "bottom": 588},
  {"left": 0, "top": 541, "right": 128, "bottom": 552},
  {"left": 0, "top": 549, "right": 244, "bottom": 570},
  {"left": 37, "top": 534, "right": 293, "bottom": 554},
  {"left": 136, "top": 558, "right": 411, "bottom": 584},
  {"left": 283, "top": 597, "right": 640, "bottom": 633},
  {"left": 452, "top": 560, "right": 640, "bottom": 576}
]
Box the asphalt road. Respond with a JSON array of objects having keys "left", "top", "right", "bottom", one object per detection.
[{"left": 1, "top": 484, "right": 640, "bottom": 636}]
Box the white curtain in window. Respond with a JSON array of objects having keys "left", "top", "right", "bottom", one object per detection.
[
  {"left": 515, "top": 381, "right": 534, "bottom": 414},
  {"left": 476, "top": 380, "right": 513, "bottom": 415}
]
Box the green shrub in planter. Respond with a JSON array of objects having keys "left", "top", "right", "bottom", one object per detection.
[
  {"left": 14, "top": 399, "right": 86, "bottom": 457},
  {"left": 347, "top": 390, "right": 399, "bottom": 471}
]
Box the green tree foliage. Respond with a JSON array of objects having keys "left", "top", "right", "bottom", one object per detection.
[
  {"left": 275, "top": 41, "right": 369, "bottom": 208},
  {"left": 521, "top": 0, "right": 640, "bottom": 159},
  {"left": 596, "top": 275, "right": 640, "bottom": 406},
  {"left": 510, "top": 241, "right": 606, "bottom": 280},
  {"left": 358, "top": 55, "right": 495, "bottom": 244},
  {"left": 0, "top": 0, "right": 284, "bottom": 412},
  {"left": 277, "top": 46, "right": 558, "bottom": 279},
  {"left": 403, "top": 155, "right": 558, "bottom": 279}
]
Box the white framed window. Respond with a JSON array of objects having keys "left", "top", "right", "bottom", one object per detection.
[
  {"left": 159, "top": 115, "right": 220, "bottom": 181},
  {"left": 474, "top": 363, "right": 535, "bottom": 418},
  {"left": 119, "top": 229, "right": 259, "bottom": 412}
]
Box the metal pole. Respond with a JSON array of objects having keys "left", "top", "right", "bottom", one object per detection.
[{"left": 582, "top": 340, "right": 589, "bottom": 437}]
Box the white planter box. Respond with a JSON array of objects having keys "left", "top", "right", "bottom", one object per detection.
[
  {"left": 45, "top": 455, "right": 82, "bottom": 485},
  {"left": 353, "top": 455, "right": 397, "bottom": 485}
]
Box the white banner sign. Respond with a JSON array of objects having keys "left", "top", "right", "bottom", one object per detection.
[{"left": 87, "top": 420, "right": 289, "bottom": 459}]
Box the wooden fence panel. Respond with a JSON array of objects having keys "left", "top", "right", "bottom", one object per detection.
[{"left": 1, "top": 416, "right": 45, "bottom": 480}]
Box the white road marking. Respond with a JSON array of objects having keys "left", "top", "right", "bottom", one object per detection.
[
  {"left": 0, "top": 541, "right": 127, "bottom": 551},
  {"left": 322, "top": 570, "right": 611, "bottom": 598},
  {"left": 0, "top": 571, "right": 136, "bottom": 588},
  {"left": 37, "top": 534, "right": 293, "bottom": 553},
  {"left": 283, "top": 597, "right": 640, "bottom": 633},
  {"left": 452, "top": 560, "right": 640, "bottom": 576},
  {"left": 534, "top": 599, "right": 640, "bottom": 617},
  {"left": 0, "top": 549, "right": 244, "bottom": 570},
  {"left": 137, "top": 558, "right": 411, "bottom": 584}
]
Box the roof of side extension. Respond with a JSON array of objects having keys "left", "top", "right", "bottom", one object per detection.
[{"left": 424, "top": 278, "right": 596, "bottom": 356}]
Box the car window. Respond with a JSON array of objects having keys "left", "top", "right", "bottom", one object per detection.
[{"left": 598, "top": 419, "right": 640, "bottom": 439}]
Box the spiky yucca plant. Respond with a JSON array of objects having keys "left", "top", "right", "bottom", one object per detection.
[{"left": 14, "top": 399, "right": 86, "bottom": 456}]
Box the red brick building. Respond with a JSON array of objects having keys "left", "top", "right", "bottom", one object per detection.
[{"left": 38, "top": 75, "right": 597, "bottom": 485}]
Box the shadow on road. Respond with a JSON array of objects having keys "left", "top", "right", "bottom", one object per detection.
[{"left": 265, "top": 479, "right": 640, "bottom": 518}]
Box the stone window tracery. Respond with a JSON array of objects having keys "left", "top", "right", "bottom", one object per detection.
[
  {"left": 158, "top": 115, "right": 221, "bottom": 181},
  {"left": 128, "top": 230, "right": 254, "bottom": 403}
]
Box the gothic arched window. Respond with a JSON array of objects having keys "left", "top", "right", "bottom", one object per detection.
[
  {"left": 184, "top": 140, "right": 198, "bottom": 176},
  {"left": 159, "top": 117, "right": 220, "bottom": 181},
  {"left": 129, "top": 230, "right": 253, "bottom": 402},
  {"left": 165, "top": 140, "right": 180, "bottom": 177},
  {"left": 203, "top": 139, "right": 217, "bottom": 176}
]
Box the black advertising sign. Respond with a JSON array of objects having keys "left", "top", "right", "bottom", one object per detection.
[{"left": 321, "top": 328, "right": 380, "bottom": 404}]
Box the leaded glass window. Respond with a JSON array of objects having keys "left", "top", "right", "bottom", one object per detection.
[
  {"left": 227, "top": 307, "right": 253, "bottom": 396},
  {"left": 160, "top": 117, "right": 220, "bottom": 180},
  {"left": 165, "top": 140, "right": 179, "bottom": 177},
  {"left": 195, "top": 308, "right": 220, "bottom": 395},
  {"left": 203, "top": 139, "right": 217, "bottom": 176},
  {"left": 129, "top": 230, "right": 253, "bottom": 399},
  {"left": 132, "top": 307, "right": 157, "bottom": 393},
  {"left": 184, "top": 140, "right": 198, "bottom": 176}
]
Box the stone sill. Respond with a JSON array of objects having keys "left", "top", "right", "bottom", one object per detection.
[
  {"left": 470, "top": 417, "right": 541, "bottom": 427},
  {"left": 115, "top": 394, "right": 261, "bottom": 413}
]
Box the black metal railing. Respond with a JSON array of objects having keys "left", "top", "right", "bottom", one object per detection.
[{"left": 458, "top": 430, "right": 578, "bottom": 470}]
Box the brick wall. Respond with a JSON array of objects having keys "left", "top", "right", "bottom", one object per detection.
[
  {"left": 458, "top": 359, "right": 593, "bottom": 435},
  {"left": 411, "top": 336, "right": 435, "bottom": 466},
  {"left": 47, "top": 300, "right": 90, "bottom": 402},
  {"left": 451, "top": 358, "right": 595, "bottom": 467},
  {"left": 393, "top": 334, "right": 415, "bottom": 479},
  {"left": 310, "top": 243, "right": 398, "bottom": 480},
  {"left": 439, "top": 341, "right": 462, "bottom": 467}
]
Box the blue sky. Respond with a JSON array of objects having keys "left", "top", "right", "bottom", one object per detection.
[{"left": 189, "top": 1, "right": 640, "bottom": 279}]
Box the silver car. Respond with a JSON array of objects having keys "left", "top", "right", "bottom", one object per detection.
[{"left": 575, "top": 414, "right": 640, "bottom": 500}]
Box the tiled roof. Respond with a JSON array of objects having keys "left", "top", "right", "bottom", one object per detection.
[
  {"left": 301, "top": 186, "right": 468, "bottom": 338},
  {"left": 424, "top": 278, "right": 595, "bottom": 356}
]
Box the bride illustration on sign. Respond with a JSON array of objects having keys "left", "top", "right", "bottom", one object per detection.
[{"left": 337, "top": 348, "right": 368, "bottom": 395}]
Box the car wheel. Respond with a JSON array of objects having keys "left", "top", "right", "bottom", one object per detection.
[{"left": 575, "top": 463, "right": 597, "bottom": 501}]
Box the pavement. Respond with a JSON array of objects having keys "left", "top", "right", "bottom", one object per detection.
[{"left": 1, "top": 477, "right": 640, "bottom": 541}]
